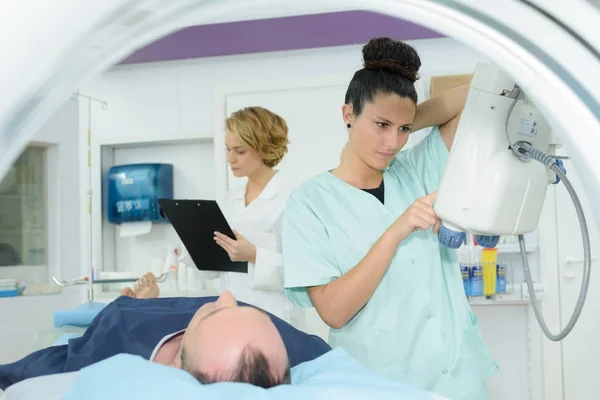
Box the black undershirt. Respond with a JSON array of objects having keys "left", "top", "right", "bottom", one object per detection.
[{"left": 361, "top": 178, "right": 385, "bottom": 204}]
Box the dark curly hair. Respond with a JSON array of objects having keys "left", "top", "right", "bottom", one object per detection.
[{"left": 344, "top": 37, "right": 421, "bottom": 116}]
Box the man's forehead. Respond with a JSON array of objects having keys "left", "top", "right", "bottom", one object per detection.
[
  {"left": 193, "top": 306, "right": 227, "bottom": 327},
  {"left": 202, "top": 307, "right": 226, "bottom": 321},
  {"left": 202, "top": 306, "right": 268, "bottom": 324}
]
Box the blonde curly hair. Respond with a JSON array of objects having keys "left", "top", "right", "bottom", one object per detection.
[{"left": 226, "top": 107, "right": 289, "bottom": 168}]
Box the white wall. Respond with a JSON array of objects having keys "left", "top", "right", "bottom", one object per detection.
[
  {"left": 106, "top": 140, "right": 215, "bottom": 275},
  {"left": 82, "top": 37, "right": 489, "bottom": 274},
  {"left": 82, "top": 37, "right": 485, "bottom": 146},
  {"left": 0, "top": 99, "right": 83, "bottom": 363},
  {"left": 80, "top": 37, "right": 543, "bottom": 399},
  {"left": 538, "top": 148, "right": 600, "bottom": 400}
]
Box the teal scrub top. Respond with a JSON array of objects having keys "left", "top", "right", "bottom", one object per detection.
[{"left": 282, "top": 127, "right": 499, "bottom": 400}]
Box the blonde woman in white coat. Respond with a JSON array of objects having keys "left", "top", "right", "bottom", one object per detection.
[{"left": 180, "top": 106, "right": 295, "bottom": 322}]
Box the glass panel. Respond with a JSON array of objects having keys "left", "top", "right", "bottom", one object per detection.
[{"left": 0, "top": 146, "right": 47, "bottom": 267}]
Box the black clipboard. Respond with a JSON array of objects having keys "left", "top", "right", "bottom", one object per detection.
[{"left": 157, "top": 199, "right": 248, "bottom": 273}]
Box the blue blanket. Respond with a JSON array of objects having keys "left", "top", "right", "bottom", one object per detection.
[
  {"left": 0, "top": 296, "right": 331, "bottom": 390},
  {"left": 63, "top": 348, "right": 436, "bottom": 400},
  {"left": 53, "top": 301, "right": 107, "bottom": 327}
]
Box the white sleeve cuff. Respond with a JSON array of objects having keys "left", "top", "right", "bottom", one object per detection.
[{"left": 249, "top": 247, "right": 284, "bottom": 292}]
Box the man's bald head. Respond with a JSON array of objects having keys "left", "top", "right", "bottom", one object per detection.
[{"left": 174, "top": 291, "right": 290, "bottom": 387}]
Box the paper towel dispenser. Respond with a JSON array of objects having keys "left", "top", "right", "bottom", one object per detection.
[{"left": 107, "top": 163, "right": 173, "bottom": 224}]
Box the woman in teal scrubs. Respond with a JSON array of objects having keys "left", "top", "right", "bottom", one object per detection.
[{"left": 282, "top": 37, "right": 498, "bottom": 400}]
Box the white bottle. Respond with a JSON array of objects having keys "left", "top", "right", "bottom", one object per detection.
[
  {"left": 177, "top": 262, "right": 188, "bottom": 292},
  {"left": 458, "top": 236, "right": 470, "bottom": 266},
  {"left": 150, "top": 257, "right": 163, "bottom": 277},
  {"left": 162, "top": 244, "right": 178, "bottom": 291}
]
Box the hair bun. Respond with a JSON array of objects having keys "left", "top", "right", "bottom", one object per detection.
[{"left": 362, "top": 37, "right": 421, "bottom": 83}]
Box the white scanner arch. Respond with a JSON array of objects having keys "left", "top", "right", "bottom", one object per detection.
[{"left": 0, "top": 0, "right": 599, "bottom": 229}]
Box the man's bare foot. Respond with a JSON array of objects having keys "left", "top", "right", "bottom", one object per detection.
[
  {"left": 120, "top": 287, "right": 136, "bottom": 298},
  {"left": 133, "top": 272, "right": 160, "bottom": 299}
]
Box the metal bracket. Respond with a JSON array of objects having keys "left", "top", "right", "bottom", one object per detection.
[
  {"left": 51, "top": 273, "right": 169, "bottom": 288},
  {"left": 501, "top": 84, "right": 522, "bottom": 99},
  {"left": 71, "top": 92, "right": 108, "bottom": 109}
]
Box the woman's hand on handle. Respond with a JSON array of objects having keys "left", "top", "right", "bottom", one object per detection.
[
  {"left": 214, "top": 230, "right": 257, "bottom": 263},
  {"left": 393, "top": 192, "right": 441, "bottom": 241},
  {"left": 307, "top": 193, "right": 439, "bottom": 329},
  {"left": 307, "top": 192, "right": 441, "bottom": 330}
]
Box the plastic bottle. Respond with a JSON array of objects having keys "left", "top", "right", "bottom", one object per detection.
[
  {"left": 482, "top": 248, "right": 498, "bottom": 297},
  {"left": 177, "top": 261, "right": 188, "bottom": 292},
  {"left": 162, "top": 244, "right": 178, "bottom": 291},
  {"left": 150, "top": 257, "right": 163, "bottom": 277},
  {"left": 496, "top": 262, "right": 507, "bottom": 293},
  {"left": 458, "top": 236, "right": 471, "bottom": 297},
  {"left": 468, "top": 234, "right": 484, "bottom": 297}
]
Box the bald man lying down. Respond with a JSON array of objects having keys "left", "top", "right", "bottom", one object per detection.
[{"left": 0, "top": 274, "right": 330, "bottom": 393}]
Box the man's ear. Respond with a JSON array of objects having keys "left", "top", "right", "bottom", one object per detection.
[{"left": 171, "top": 346, "right": 183, "bottom": 369}]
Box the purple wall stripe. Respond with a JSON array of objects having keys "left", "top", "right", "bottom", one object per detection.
[{"left": 119, "top": 10, "right": 442, "bottom": 65}]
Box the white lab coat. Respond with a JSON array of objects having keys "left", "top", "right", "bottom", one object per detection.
[{"left": 179, "top": 172, "right": 295, "bottom": 322}]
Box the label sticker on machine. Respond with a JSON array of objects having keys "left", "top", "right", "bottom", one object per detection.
[{"left": 517, "top": 118, "right": 540, "bottom": 138}]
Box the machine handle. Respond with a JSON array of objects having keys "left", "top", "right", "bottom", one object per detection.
[
  {"left": 566, "top": 256, "right": 596, "bottom": 265},
  {"left": 564, "top": 256, "right": 597, "bottom": 279}
]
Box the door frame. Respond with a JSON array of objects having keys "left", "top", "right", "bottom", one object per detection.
[
  {"left": 212, "top": 72, "right": 355, "bottom": 199},
  {"left": 536, "top": 185, "right": 565, "bottom": 399}
]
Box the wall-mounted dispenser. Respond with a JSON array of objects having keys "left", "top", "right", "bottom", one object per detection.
[{"left": 107, "top": 163, "right": 173, "bottom": 225}]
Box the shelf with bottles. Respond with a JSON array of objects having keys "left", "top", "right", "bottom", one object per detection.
[
  {"left": 92, "top": 243, "right": 221, "bottom": 300},
  {"left": 467, "top": 279, "right": 545, "bottom": 306},
  {"left": 459, "top": 236, "right": 532, "bottom": 304},
  {"left": 469, "top": 296, "right": 530, "bottom": 306},
  {"left": 456, "top": 231, "right": 542, "bottom": 306},
  {"left": 461, "top": 259, "right": 516, "bottom": 299}
]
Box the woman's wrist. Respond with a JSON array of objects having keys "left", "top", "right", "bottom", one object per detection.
[{"left": 384, "top": 223, "right": 409, "bottom": 246}]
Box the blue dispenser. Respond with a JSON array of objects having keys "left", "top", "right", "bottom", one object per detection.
[{"left": 107, "top": 163, "right": 173, "bottom": 224}]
